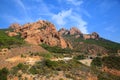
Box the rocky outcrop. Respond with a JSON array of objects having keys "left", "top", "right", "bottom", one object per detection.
[
  {"left": 7, "top": 20, "right": 72, "bottom": 49},
  {"left": 6, "top": 31, "right": 18, "bottom": 37},
  {"left": 9, "top": 23, "right": 21, "bottom": 30},
  {"left": 69, "top": 27, "right": 82, "bottom": 35},
  {"left": 83, "top": 32, "right": 99, "bottom": 40},
  {"left": 59, "top": 27, "right": 99, "bottom": 40},
  {"left": 59, "top": 27, "right": 82, "bottom": 36}
]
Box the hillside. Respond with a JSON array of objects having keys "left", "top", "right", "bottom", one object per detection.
[
  {"left": 59, "top": 27, "right": 120, "bottom": 54},
  {"left": 0, "top": 29, "right": 25, "bottom": 49},
  {"left": 0, "top": 20, "right": 120, "bottom": 80}
]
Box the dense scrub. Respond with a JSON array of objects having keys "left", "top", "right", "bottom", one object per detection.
[
  {"left": 91, "top": 57, "right": 102, "bottom": 67},
  {"left": 102, "top": 56, "right": 120, "bottom": 70},
  {"left": 0, "top": 29, "right": 25, "bottom": 48},
  {"left": 91, "top": 56, "right": 120, "bottom": 70},
  {"left": 97, "top": 71, "right": 120, "bottom": 80},
  {"left": 40, "top": 44, "right": 72, "bottom": 53},
  {"left": 63, "top": 35, "right": 120, "bottom": 53},
  {"left": 0, "top": 68, "right": 9, "bottom": 80}
]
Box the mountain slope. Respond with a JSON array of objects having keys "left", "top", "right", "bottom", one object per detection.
[
  {"left": 0, "top": 29, "right": 25, "bottom": 48},
  {"left": 59, "top": 27, "right": 120, "bottom": 54}
]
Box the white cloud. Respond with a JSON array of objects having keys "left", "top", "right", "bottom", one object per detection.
[
  {"left": 67, "top": 0, "right": 83, "bottom": 6},
  {"left": 13, "top": 0, "right": 33, "bottom": 22},
  {"left": 52, "top": 9, "right": 88, "bottom": 34},
  {"left": 52, "top": 9, "right": 72, "bottom": 26},
  {"left": 70, "top": 13, "right": 88, "bottom": 34}
]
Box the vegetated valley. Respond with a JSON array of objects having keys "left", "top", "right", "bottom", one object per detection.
[{"left": 0, "top": 20, "right": 120, "bottom": 80}]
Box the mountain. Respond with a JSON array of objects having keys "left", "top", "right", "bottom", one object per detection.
[
  {"left": 7, "top": 20, "right": 72, "bottom": 49},
  {"left": 0, "top": 20, "right": 120, "bottom": 80},
  {"left": 59, "top": 27, "right": 120, "bottom": 54}
]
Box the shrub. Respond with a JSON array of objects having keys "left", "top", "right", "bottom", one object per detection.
[
  {"left": 91, "top": 57, "right": 102, "bottom": 67},
  {"left": 74, "top": 55, "right": 85, "bottom": 60},
  {"left": 10, "top": 63, "right": 29, "bottom": 75},
  {"left": 0, "top": 30, "right": 25, "bottom": 48},
  {"left": 40, "top": 44, "right": 72, "bottom": 53},
  {"left": 102, "top": 56, "right": 120, "bottom": 70},
  {"left": 0, "top": 68, "right": 9, "bottom": 80}
]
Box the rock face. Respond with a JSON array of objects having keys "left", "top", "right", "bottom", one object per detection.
[
  {"left": 59, "top": 27, "right": 99, "bottom": 40},
  {"left": 83, "top": 32, "right": 99, "bottom": 40},
  {"left": 8, "top": 20, "right": 71, "bottom": 49},
  {"left": 9, "top": 23, "right": 21, "bottom": 30},
  {"left": 59, "top": 27, "right": 82, "bottom": 36},
  {"left": 69, "top": 27, "right": 82, "bottom": 35}
]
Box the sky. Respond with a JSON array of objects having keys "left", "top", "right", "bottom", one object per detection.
[{"left": 0, "top": 0, "right": 120, "bottom": 43}]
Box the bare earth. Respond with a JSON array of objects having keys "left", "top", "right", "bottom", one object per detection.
[{"left": 79, "top": 59, "right": 92, "bottom": 66}]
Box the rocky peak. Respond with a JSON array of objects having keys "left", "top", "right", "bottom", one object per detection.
[
  {"left": 59, "top": 27, "right": 82, "bottom": 36},
  {"left": 58, "top": 28, "right": 69, "bottom": 35},
  {"left": 83, "top": 32, "right": 99, "bottom": 40},
  {"left": 69, "top": 27, "right": 82, "bottom": 35},
  {"left": 91, "top": 32, "right": 99, "bottom": 39},
  {"left": 7, "top": 20, "right": 72, "bottom": 49},
  {"left": 9, "top": 23, "right": 21, "bottom": 30}
]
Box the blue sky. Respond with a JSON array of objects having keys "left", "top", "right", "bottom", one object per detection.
[{"left": 0, "top": 0, "right": 120, "bottom": 43}]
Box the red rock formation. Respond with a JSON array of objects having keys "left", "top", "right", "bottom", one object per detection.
[
  {"left": 59, "top": 27, "right": 82, "bottom": 38},
  {"left": 9, "top": 23, "right": 21, "bottom": 29},
  {"left": 6, "top": 31, "right": 18, "bottom": 37},
  {"left": 58, "top": 28, "right": 69, "bottom": 35},
  {"left": 59, "top": 27, "right": 99, "bottom": 40},
  {"left": 69, "top": 27, "right": 82, "bottom": 35},
  {"left": 83, "top": 32, "right": 99, "bottom": 40},
  {"left": 7, "top": 20, "right": 72, "bottom": 49}
]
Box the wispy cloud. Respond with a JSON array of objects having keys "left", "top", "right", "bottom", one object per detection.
[
  {"left": 2, "top": 15, "right": 24, "bottom": 24},
  {"left": 52, "top": 9, "right": 72, "bottom": 26},
  {"left": 66, "top": 0, "right": 83, "bottom": 6},
  {"left": 13, "top": 0, "right": 33, "bottom": 22},
  {"left": 14, "top": 0, "right": 25, "bottom": 10},
  {"left": 52, "top": 9, "right": 88, "bottom": 34}
]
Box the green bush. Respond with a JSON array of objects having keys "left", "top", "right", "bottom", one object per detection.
[
  {"left": 10, "top": 63, "right": 29, "bottom": 75},
  {"left": 29, "top": 66, "right": 38, "bottom": 74},
  {"left": 74, "top": 55, "right": 85, "bottom": 60},
  {"left": 98, "top": 72, "right": 120, "bottom": 80},
  {"left": 102, "top": 56, "right": 120, "bottom": 70},
  {"left": 45, "top": 59, "right": 58, "bottom": 69},
  {"left": 0, "top": 68, "right": 9, "bottom": 80},
  {"left": 91, "top": 57, "right": 102, "bottom": 67},
  {"left": 40, "top": 44, "right": 72, "bottom": 53},
  {"left": 0, "top": 30, "right": 25, "bottom": 48}
]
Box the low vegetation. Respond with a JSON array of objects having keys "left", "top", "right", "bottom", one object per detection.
[
  {"left": 40, "top": 44, "right": 72, "bottom": 53},
  {"left": 102, "top": 56, "right": 120, "bottom": 70},
  {"left": 63, "top": 35, "right": 120, "bottom": 53},
  {"left": 73, "top": 55, "right": 85, "bottom": 60},
  {"left": 10, "top": 63, "right": 29, "bottom": 75},
  {"left": 0, "top": 68, "right": 9, "bottom": 80},
  {"left": 91, "top": 56, "right": 120, "bottom": 70},
  {"left": 91, "top": 57, "right": 102, "bottom": 67},
  {"left": 97, "top": 71, "right": 120, "bottom": 80},
  {"left": 0, "top": 29, "right": 25, "bottom": 49}
]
